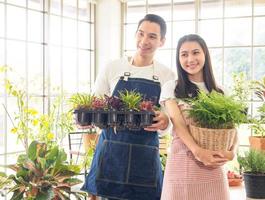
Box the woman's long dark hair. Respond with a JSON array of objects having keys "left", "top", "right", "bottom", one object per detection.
[{"left": 174, "top": 34, "right": 223, "bottom": 98}]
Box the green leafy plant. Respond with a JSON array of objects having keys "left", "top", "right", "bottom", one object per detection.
[
  {"left": 231, "top": 72, "right": 250, "bottom": 103},
  {"left": 188, "top": 91, "right": 247, "bottom": 129},
  {"left": 250, "top": 118, "right": 265, "bottom": 137},
  {"left": 69, "top": 93, "right": 95, "bottom": 110},
  {"left": 238, "top": 149, "right": 265, "bottom": 174},
  {"left": 1, "top": 141, "right": 85, "bottom": 200},
  {"left": 251, "top": 76, "right": 265, "bottom": 102},
  {"left": 118, "top": 90, "right": 142, "bottom": 111}
]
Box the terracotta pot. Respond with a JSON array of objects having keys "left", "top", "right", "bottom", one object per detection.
[
  {"left": 83, "top": 133, "right": 99, "bottom": 152},
  {"left": 249, "top": 136, "right": 265, "bottom": 150}
]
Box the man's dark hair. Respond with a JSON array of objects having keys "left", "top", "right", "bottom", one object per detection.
[{"left": 137, "top": 14, "right": 167, "bottom": 39}]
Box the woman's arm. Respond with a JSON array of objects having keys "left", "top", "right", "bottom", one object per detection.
[{"left": 164, "top": 99, "right": 228, "bottom": 167}]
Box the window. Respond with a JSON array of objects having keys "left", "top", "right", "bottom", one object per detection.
[{"left": 0, "top": 0, "right": 95, "bottom": 182}]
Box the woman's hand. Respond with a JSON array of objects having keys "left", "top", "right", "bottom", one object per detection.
[
  {"left": 220, "top": 150, "right": 235, "bottom": 161},
  {"left": 193, "top": 147, "right": 229, "bottom": 168},
  {"left": 144, "top": 110, "right": 169, "bottom": 132}
]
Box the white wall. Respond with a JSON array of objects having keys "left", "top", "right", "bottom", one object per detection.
[{"left": 96, "top": 0, "right": 122, "bottom": 76}]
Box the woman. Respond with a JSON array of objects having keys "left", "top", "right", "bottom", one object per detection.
[
  {"left": 160, "top": 34, "right": 237, "bottom": 200},
  {"left": 81, "top": 14, "right": 175, "bottom": 200}
]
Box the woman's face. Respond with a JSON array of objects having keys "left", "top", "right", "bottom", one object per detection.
[{"left": 179, "top": 41, "right": 205, "bottom": 81}]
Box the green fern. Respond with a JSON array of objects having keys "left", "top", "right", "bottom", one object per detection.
[{"left": 188, "top": 91, "right": 247, "bottom": 129}]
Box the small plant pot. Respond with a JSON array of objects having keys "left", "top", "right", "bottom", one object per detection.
[
  {"left": 115, "top": 111, "right": 126, "bottom": 131},
  {"left": 108, "top": 109, "right": 118, "bottom": 126},
  {"left": 74, "top": 109, "right": 93, "bottom": 126},
  {"left": 140, "top": 111, "right": 155, "bottom": 127},
  {"left": 93, "top": 110, "right": 108, "bottom": 129},
  {"left": 244, "top": 172, "right": 265, "bottom": 199},
  {"left": 124, "top": 110, "right": 141, "bottom": 131}
]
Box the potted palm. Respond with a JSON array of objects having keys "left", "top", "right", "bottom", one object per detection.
[
  {"left": 0, "top": 141, "right": 85, "bottom": 200},
  {"left": 188, "top": 91, "right": 247, "bottom": 153},
  {"left": 238, "top": 149, "right": 265, "bottom": 199},
  {"left": 249, "top": 76, "right": 265, "bottom": 150}
]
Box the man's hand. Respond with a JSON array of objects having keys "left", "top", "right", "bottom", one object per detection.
[{"left": 144, "top": 110, "right": 169, "bottom": 132}]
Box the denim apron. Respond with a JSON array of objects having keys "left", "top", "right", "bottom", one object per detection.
[{"left": 82, "top": 72, "right": 163, "bottom": 200}]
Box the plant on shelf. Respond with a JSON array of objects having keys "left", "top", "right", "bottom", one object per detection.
[
  {"left": 1, "top": 141, "right": 85, "bottom": 200},
  {"left": 237, "top": 149, "right": 265, "bottom": 199},
  {"left": 249, "top": 76, "right": 265, "bottom": 150},
  {"left": 231, "top": 72, "right": 250, "bottom": 113},
  {"left": 187, "top": 91, "right": 247, "bottom": 154}
]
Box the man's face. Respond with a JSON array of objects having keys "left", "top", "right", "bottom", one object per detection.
[{"left": 135, "top": 21, "right": 165, "bottom": 57}]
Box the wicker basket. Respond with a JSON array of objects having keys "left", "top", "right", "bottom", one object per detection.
[{"left": 189, "top": 124, "right": 237, "bottom": 151}]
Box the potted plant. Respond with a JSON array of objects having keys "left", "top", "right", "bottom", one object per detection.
[
  {"left": 188, "top": 91, "right": 247, "bottom": 154},
  {"left": 91, "top": 96, "right": 108, "bottom": 129},
  {"left": 0, "top": 141, "right": 85, "bottom": 200},
  {"left": 118, "top": 90, "right": 142, "bottom": 131},
  {"left": 231, "top": 72, "right": 250, "bottom": 115},
  {"left": 238, "top": 149, "right": 265, "bottom": 199},
  {"left": 139, "top": 100, "right": 156, "bottom": 127},
  {"left": 249, "top": 76, "right": 265, "bottom": 150},
  {"left": 69, "top": 93, "right": 95, "bottom": 126},
  {"left": 105, "top": 95, "right": 124, "bottom": 128}
]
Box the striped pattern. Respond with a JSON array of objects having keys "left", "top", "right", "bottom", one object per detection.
[{"left": 161, "top": 101, "right": 230, "bottom": 200}]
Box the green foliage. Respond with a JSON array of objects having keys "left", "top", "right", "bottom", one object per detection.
[
  {"left": 188, "top": 91, "right": 247, "bottom": 129},
  {"left": 251, "top": 76, "right": 265, "bottom": 102},
  {"left": 69, "top": 93, "right": 95, "bottom": 110},
  {"left": 119, "top": 90, "right": 142, "bottom": 111},
  {"left": 2, "top": 141, "right": 85, "bottom": 200},
  {"left": 4, "top": 79, "right": 74, "bottom": 150},
  {"left": 231, "top": 72, "right": 250, "bottom": 103},
  {"left": 237, "top": 149, "right": 265, "bottom": 174},
  {"left": 251, "top": 118, "right": 265, "bottom": 137}
]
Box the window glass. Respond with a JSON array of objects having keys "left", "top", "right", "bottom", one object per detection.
[
  {"left": 28, "top": 10, "right": 43, "bottom": 42},
  {"left": 7, "top": 5, "right": 26, "bottom": 40},
  {"left": 224, "top": 18, "right": 252, "bottom": 46},
  {"left": 224, "top": 48, "right": 251, "bottom": 88},
  {"left": 199, "top": 19, "right": 222, "bottom": 47},
  {"left": 225, "top": 0, "right": 252, "bottom": 17},
  {"left": 173, "top": 0, "right": 195, "bottom": 20},
  {"left": 254, "top": 17, "right": 265, "bottom": 45},
  {"left": 200, "top": 0, "right": 223, "bottom": 19}
]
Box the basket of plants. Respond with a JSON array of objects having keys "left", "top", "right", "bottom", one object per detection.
[
  {"left": 69, "top": 90, "right": 156, "bottom": 130},
  {"left": 188, "top": 91, "right": 247, "bottom": 151}
]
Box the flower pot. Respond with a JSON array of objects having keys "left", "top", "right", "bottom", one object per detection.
[
  {"left": 244, "top": 173, "right": 265, "bottom": 199},
  {"left": 93, "top": 110, "right": 108, "bottom": 129},
  {"left": 189, "top": 125, "right": 237, "bottom": 151},
  {"left": 140, "top": 111, "right": 155, "bottom": 127},
  {"left": 74, "top": 109, "right": 93, "bottom": 126},
  {"left": 249, "top": 136, "right": 265, "bottom": 150},
  {"left": 124, "top": 111, "right": 141, "bottom": 131},
  {"left": 108, "top": 109, "right": 118, "bottom": 126},
  {"left": 83, "top": 132, "right": 99, "bottom": 152}
]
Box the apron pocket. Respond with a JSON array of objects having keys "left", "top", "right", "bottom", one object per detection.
[
  {"left": 97, "top": 140, "right": 130, "bottom": 183},
  {"left": 128, "top": 144, "right": 158, "bottom": 187}
]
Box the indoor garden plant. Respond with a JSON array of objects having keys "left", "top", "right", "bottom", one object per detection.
[
  {"left": 70, "top": 90, "right": 155, "bottom": 131},
  {"left": 249, "top": 76, "right": 265, "bottom": 150},
  {"left": 187, "top": 91, "right": 247, "bottom": 153},
  {"left": 238, "top": 149, "right": 265, "bottom": 199},
  {"left": 0, "top": 141, "right": 85, "bottom": 200}
]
